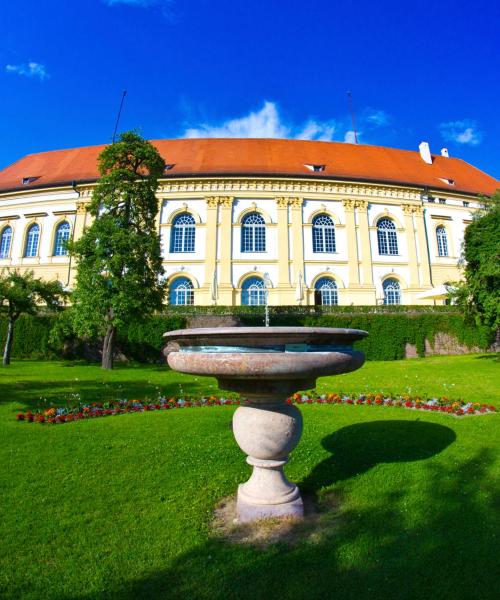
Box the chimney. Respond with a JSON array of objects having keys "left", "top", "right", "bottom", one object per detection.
[
  {"left": 419, "top": 141, "right": 433, "bottom": 165},
  {"left": 441, "top": 147, "right": 449, "bottom": 158}
]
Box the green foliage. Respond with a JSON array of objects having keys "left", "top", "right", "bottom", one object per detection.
[
  {"left": 0, "top": 314, "right": 58, "bottom": 358},
  {"left": 454, "top": 189, "right": 500, "bottom": 332},
  {"left": 69, "top": 131, "right": 166, "bottom": 338},
  {"left": 1, "top": 308, "right": 492, "bottom": 362},
  {"left": 0, "top": 269, "right": 67, "bottom": 364}
]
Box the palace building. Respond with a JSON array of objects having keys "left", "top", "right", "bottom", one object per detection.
[{"left": 0, "top": 138, "right": 498, "bottom": 306}]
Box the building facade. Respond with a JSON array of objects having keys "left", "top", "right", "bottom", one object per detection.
[{"left": 0, "top": 138, "right": 498, "bottom": 306}]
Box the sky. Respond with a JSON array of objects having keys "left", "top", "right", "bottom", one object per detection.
[{"left": 1, "top": 0, "right": 499, "bottom": 178}]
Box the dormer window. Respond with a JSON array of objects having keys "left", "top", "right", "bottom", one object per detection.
[
  {"left": 304, "top": 164, "right": 326, "bottom": 172},
  {"left": 22, "top": 177, "right": 38, "bottom": 185},
  {"left": 164, "top": 164, "right": 175, "bottom": 172},
  {"left": 438, "top": 177, "right": 455, "bottom": 186}
]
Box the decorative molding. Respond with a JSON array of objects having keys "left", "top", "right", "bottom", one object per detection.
[
  {"left": 53, "top": 210, "right": 77, "bottom": 216},
  {"left": 25, "top": 212, "right": 48, "bottom": 218},
  {"left": 275, "top": 197, "right": 289, "bottom": 208},
  {"left": 431, "top": 214, "right": 452, "bottom": 220},
  {"left": 76, "top": 201, "right": 88, "bottom": 215},
  {"left": 342, "top": 199, "right": 356, "bottom": 211},
  {"left": 0, "top": 215, "right": 20, "bottom": 221},
  {"left": 158, "top": 178, "right": 423, "bottom": 201},
  {"left": 289, "top": 197, "right": 303, "bottom": 209},
  {"left": 355, "top": 200, "right": 368, "bottom": 212}
]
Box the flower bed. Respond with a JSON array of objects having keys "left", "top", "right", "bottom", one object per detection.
[{"left": 15, "top": 392, "right": 496, "bottom": 424}]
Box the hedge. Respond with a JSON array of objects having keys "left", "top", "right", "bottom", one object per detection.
[{"left": 0, "top": 307, "right": 493, "bottom": 363}]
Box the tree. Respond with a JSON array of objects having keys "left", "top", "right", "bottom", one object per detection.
[
  {"left": 0, "top": 270, "right": 67, "bottom": 366},
  {"left": 70, "top": 131, "right": 166, "bottom": 369},
  {"left": 454, "top": 189, "right": 500, "bottom": 340}
]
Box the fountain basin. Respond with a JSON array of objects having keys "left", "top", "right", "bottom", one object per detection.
[{"left": 163, "top": 327, "right": 368, "bottom": 522}]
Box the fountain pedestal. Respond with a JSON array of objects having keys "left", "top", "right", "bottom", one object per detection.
[
  {"left": 232, "top": 397, "right": 303, "bottom": 521},
  {"left": 164, "top": 327, "right": 367, "bottom": 523}
]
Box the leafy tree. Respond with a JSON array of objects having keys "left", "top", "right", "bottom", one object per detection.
[
  {"left": 454, "top": 189, "right": 500, "bottom": 340},
  {"left": 0, "top": 270, "right": 67, "bottom": 366},
  {"left": 70, "top": 131, "right": 166, "bottom": 369}
]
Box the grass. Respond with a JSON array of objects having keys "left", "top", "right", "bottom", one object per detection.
[{"left": 0, "top": 355, "right": 499, "bottom": 599}]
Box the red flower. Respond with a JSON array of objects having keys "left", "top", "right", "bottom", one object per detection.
[
  {"left": 16, "top": 413, "right": 25, "bottom": 421},
  {"left": 375, "top": 399, "right": 383, "bottom": 405}
]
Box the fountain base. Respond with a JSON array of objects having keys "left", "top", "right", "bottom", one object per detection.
[{"left": 236, "top": 488, "right": 304, "bottom": 523}]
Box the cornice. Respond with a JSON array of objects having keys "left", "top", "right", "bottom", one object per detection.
[{"left": 158, "top": 178, "right": 423, "bottom": 201}]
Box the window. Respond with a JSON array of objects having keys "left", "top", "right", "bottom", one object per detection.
[
  {"left": 305, "top": 164, "right": 326, "bottom": 172},
  {"left": 0, "top": 226, "right": 12, "bottom": 259},
  {"left": 314, "top": 277, "right": 338, "bottom": 306},
  {"left": 439, "top": 198, "right": 446, "bottom": 204},
  {"left": 383, "top": 278, "right": 401, "bottom": 305},
  {"left": 241, "top": 212, "right": 266, "bottom": 252},
  {"left": 463, "top": 201, "right": 469, "bottom": 207},
  {"left": 436, "top": 226, "right": 449, "bottom": 257},
  {"left": 312, "top": 214, "right": 336, "bottom": 253},
  {"left": 169, "top": 277, "right": 194, "bottom": 305},
  {"left": 171, "top": 213, "right": 195, "bottom": 253},
  {"left": 241, "top": 276, "right": 266, "bottom": 305},
  {"left": 24, "top": 224, "right": 40, "bottom": 257},
  {"left": 53, "top": 221, "right": 70, "bottom": 256},
  {"left": 377, "top": 218, "right": 398, "bottom": 255}
]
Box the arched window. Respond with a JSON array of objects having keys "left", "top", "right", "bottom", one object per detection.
[
  {"left": 53, "top": 221, "right": 70, "bottom": 256},
  {"left": 314, "top": 277, "right": 338, "bottom": 306},
  {"left": 436, "top": 226, "right": 449, "bottom": 257},
  {"left": 383, "top": 278, "right": 401, "bottom": 305},
  {"left": 169, "top": 277, "right": 194, "bottom": 305},
  {"left": 24, "top": 224, "right": 40, "bottom": 258},
  {"left": 377, "top": 218, "right": 398, "bottom": 255},
  {"left": 241, "top": 212, "right": 266, "bottom": 252},
  {"left": 241, "top": 276, "right": 266, "bottom": 305},
  {"left": 170, "top": 213, "right": 195, "bottom": 253},
  {"left": 0, "top": 226, "right": 12, "bottom": 259},
  {"left": 312, "top": 214, "right": 336, "bottom": 253}
]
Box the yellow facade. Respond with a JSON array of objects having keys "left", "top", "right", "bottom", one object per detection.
[{"left": 0, "top": 176, "right": 481, "bottom": 306}]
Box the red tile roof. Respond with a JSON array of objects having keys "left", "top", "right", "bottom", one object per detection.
[{"left": 0, "top": 138, "right": 498, "bottom": 196}]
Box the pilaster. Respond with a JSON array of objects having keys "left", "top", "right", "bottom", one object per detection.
[
  {"left": 218, "top": 196, "right": 234, "bottom": 304},
  {"left": 355, "top": 200, "right": 374, "bottom": 285},
  {"left": 413, "top": 206, "right": 432, "bottom": 287},
  {"left": 402, "top": 204, "right": 420, "bottom": 287},
  {"left": 342, "top": 200, "right": 360, "bottom": 286},
  {"left": 290, "top": 197, "right": 305, "bottom": 297},
  {"left": 275, "top": 197, "right": 291, "bottom": 289}
]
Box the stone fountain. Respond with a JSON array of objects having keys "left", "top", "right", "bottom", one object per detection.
[{"left": 163, "top": 327, "right": 368, "bottom": 523}]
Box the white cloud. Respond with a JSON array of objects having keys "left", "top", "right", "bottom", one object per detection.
[
  {"left": 184, "top": 101, "right": 338, "bottom": 141},
  {"left": 365, "top": 109, "right": 390, "bottom": 127},
  {"left": 439, "top": 120, "right": 483, "bottom": 146},
  {"left": 5, "top": 62, "right": 48, "bottom": 81},
  {"left": 344, "top": 130, "right": 358, "bottom": 144}
]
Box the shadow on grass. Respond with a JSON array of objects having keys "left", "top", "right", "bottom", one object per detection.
[
  {"left": 301, "top": 420, "right": 456, "bottom": 497},
  {"left": 68, "top": 421, "right": 500, "bottom": 600}
]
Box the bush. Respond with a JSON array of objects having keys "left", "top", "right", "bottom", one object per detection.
[{"left": 0, "top": 307, "right": 493, "bottom": 362}]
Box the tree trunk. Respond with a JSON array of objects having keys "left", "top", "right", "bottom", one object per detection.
[
  {"left": 102, "top": 324, "right": 116, "bottom": 370},
  {"left": 3, "top": 317, "right": 15, "bottom": 366}
]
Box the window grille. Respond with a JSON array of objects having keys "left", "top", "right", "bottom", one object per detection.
[
  {"left": 383, "top": 278, "right": 401, "bottom": 305},
  {"left": 0, "top": 226, "right": 12, "bottom": 259},
  {"left": 436, "top": 226, "right": 449, "bottom": 257},
  {"left": 377, "top": 218, "right": 398, "bottom": 255},
  {"left": 24, "top": 224, "right": 40, "bottom": 258},
  {"left": 241, "top": 276, "right": 266, "bottom": 305},
  {"left": 53, "top": 222, "right": 70, "bottom": 256},
  {"left": 171, "top": 213, "right": 195, "bottom": 253},
  {"left": 314, "top": 277, "right": 338, "bottom": 305},
  {"left": 169, "top": 277, "right": 194, "bottom": 305},
  {"left": 241, "top": 213, "right": 266, "bottom": 252},
  {"left": 312, "top": 214, "right": 336, "bottom": 253}
]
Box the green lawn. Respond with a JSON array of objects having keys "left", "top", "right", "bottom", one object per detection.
[{"left": 1, "top": 355, "right": 499, "bottom": 599}]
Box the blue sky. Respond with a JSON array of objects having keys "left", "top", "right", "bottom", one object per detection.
[{"left": 1, "top": 0, "right": 499, "bottom": 178}]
